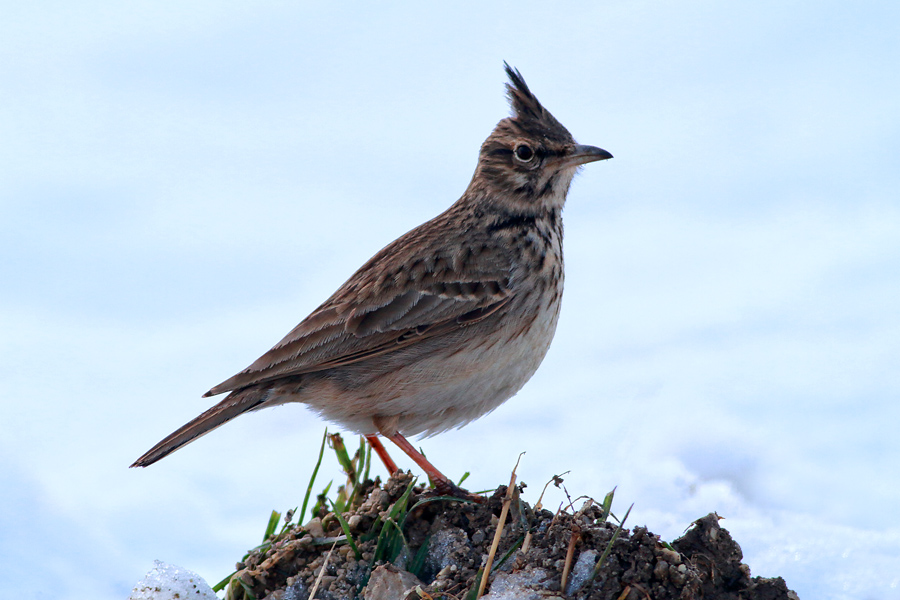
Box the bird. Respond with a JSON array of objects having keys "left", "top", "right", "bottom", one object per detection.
[{"left": 131, "top": 63, "right": 612, "bottom": 499}]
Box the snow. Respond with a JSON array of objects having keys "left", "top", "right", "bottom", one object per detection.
[
  {"left": 128, "top": 561, "right": 217, "bottom": 600},
  {"left": 481, "top": 568, "right": 551, "bottom": 600},
  {"left": 565, "top": 550, "right": 599, "bottom": 596}
]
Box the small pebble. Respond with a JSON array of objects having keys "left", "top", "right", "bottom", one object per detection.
[
  {"left": 653, "top": 560, "right": 669, "bottom": 580},
  {"left": 670, "top": 564, "right": 688, "bottom": 585},
  {"left": 437, "top": 566, "right": 453, "bottom": 579},
  {"left": 660, "top": 548, "right": 682, "bottom": 565},
  {"left": 305, "top": 517, "right": 325, "bottom": 538}
]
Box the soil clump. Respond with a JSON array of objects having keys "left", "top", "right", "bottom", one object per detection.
[{"left": 223, "top": 472, "right": 798, "bottom": 600}]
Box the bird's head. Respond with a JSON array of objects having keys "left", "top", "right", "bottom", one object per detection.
[{"left": 469, "top": 63, "right": 612, "bottom": 213}]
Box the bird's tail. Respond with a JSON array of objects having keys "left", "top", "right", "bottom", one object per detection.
[{"left": 129, "top": 387, "right": 268, "bottom": 468}]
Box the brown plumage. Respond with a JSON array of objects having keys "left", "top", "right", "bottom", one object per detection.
[{"left": 131, "top": 64, "right": 612, "bottom": 498}]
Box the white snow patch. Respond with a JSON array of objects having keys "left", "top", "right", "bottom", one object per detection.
[
  {"left": 565, "top": 549, "right": 599, "bottom": 596},
  {"left": 481, "top": 567, "right": 552, "bottom": 600},
  {"left": 128, "top": 561, "right": 218, "bottom": 600}
]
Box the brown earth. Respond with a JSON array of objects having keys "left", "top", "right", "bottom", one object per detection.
[{"left": 222, "top": 471, "right": 798, "bottom": 600}]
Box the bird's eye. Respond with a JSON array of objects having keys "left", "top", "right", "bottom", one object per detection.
[{"left": 514, "top": 144, "right": 534, "bottom": 162}]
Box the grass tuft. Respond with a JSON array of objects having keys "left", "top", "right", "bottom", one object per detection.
[{"left": 217, "top": 428, "right": 652, "bottom": 600}]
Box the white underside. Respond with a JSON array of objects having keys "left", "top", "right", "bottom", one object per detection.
[{"left": 263, "top": 297, "right": 561, "bottom": 438}]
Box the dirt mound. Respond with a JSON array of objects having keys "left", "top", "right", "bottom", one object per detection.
[{"left": 222, "top": 472, "right": 797, "bottom": 600}]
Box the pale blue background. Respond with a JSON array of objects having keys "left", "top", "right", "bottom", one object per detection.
[{"left": 2, "top": 2, "right": 899, "bottom": 599}]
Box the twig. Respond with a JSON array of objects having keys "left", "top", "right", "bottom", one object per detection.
[{"left": 476, "top": 453, "right": 523, "bottom": 599}]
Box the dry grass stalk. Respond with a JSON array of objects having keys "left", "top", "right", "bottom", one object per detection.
[
  {"left": 534, "top": 471, "right": 569, "bottom": 511},
  {"left": 414, "top": 585, "right": 434, "bottom": 599},
  {"left": 476, "top": 455, "right": 522, "bottom": 599},
  {"left": 308, "top": 538, "right": 338, "bottom": 599},
  {"left": 559, "top": 524, "right": 581, "bottom": 594},
  {"left": 521, "top": 530, "right": 533, "bottom": 555}
]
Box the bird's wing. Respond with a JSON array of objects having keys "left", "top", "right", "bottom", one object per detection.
[{"left": 204, "top": 222, "right": 513, "bottom": 396}]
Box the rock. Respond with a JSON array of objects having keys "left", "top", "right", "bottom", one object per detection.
[
  {"left": 304, "top": 517, "right": 326, "bottom": 538},
  {"left": 422, "top": 526, "right": 470, "bottom": 581},
  {"left": 364, "top": 564, "right": 423, "bottom": 600}
]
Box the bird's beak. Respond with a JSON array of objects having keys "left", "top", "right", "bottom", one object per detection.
[{"left": 561, "top": 144, "right": 613, "bottom": 168}]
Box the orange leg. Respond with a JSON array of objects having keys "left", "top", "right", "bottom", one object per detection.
[
  {"left": 365, "top": 434, "right": 399, "bottom": 474},
  {"left": 386, "top": 432, "right": 483, "bottom": 502}
]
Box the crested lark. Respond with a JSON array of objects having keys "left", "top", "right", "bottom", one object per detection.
[{"left": 131, "top": 64, "right": 612, "bottom": 498}]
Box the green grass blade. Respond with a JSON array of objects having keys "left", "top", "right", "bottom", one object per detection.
[
  {"left": 408, "top": 535, "right": 431, "bottom": 579},
  {"left": 491, "top": 535, "right": 525, "bottom": 573},
  {"left": 299, "top": 428, "right": 328, "bottom": 525},
  {"left": 384, "top": 516, "right": 408, "bottom": 562},
  {"left": 238, "top": 578, "right": 257, "bottom": 600},
  {"left": 329, "top": 500, "right": 362, "bottom": 559},
  {"left": 362, "top": 440, "right": 372, "bottom": 483},
  {"left": 598, "top": 487, "right": 616, "bottom": 523},
  {"left": 212, "top": 572, "right": 235, "bottom": 593},
  {"left": 388, "top": 477, "right": 417, "bottom": 520},
  {"left": 310, "top": 480, "right": 333, "bottom": 520},
  {"left": 372, "top": 478, "right": 417, "bottom": 564},
  {"left": 262, "top": 510, "right": 281, "bottom": 543},
  {"left": 400, "top": 495, "right": 478, "bottom": 530},
  {"left": 591, "top": 502, "right": 633, "bottom": 582},
  {"left": 465, "top": 568, "right": 484, "bottom": 600},
  {"left": 330, "top": 433, "right": 357, "bottom": 483},
  {"left": 356, "top": 436, "right": 366, "bottom": 486},
  {"left": 334, "top": 484, "right": 348, "bottom": 514}
]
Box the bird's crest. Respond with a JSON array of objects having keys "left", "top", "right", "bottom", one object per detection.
[{"left": 503, "top": 62, "right": 572, "bottom": 142}]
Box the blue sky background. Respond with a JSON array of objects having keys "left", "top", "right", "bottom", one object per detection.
[{"left": 2, "top": 2, "right": 899, "bottom": 599}]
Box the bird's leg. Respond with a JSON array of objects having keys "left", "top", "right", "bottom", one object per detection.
[
  {"left": 365, "top": 434, "right": 399, "bottom": 475},
  {"left": 386, "top": 432, "right": 484, "bottom": 503}
]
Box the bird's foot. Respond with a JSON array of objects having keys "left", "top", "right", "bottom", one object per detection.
[{"left": 429, "top": 477, "right": 486, "bottom": 504}]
